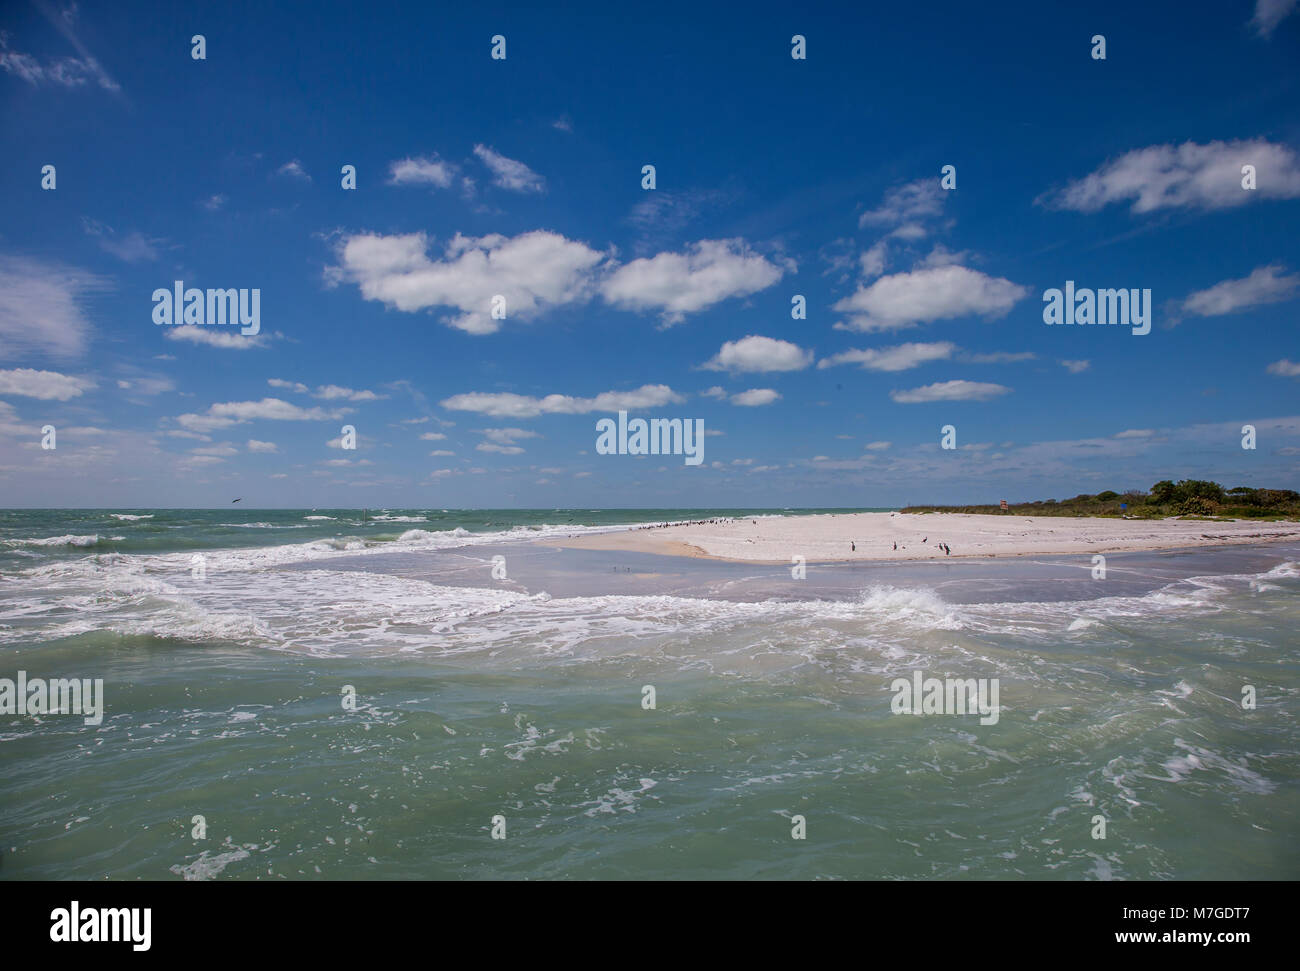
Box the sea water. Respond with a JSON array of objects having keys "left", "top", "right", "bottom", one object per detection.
[{"left": 1, "top": 508, "right": 1296, "bottom": 880}]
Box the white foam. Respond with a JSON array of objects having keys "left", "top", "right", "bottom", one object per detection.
[{"left": 3, "top": 534, "right": 103, "bottom": 548}]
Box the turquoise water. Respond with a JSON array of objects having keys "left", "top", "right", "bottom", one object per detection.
[{"left": 1, "top": 509, "right": 1297, "bottom": 880}]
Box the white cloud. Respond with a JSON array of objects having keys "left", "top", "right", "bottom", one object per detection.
[
  {"left": 1251, "top": 0, "right": 1298, "bottom": 37},
  {"left": 701, "top": 386, "right": 728, "bottom": 399},
  {"left": 191, "top": 443, "right": 238, "bottom": 457},
  {"left": 0, "top": 368, "right": 95, "bottom": 400},
  {"left": 730, "top": 388, "right": 780, "bottom": 406},
  {"left": 963, "top": 350, "right": 1036, "bottom": 364},
  {"left": 1180, "top": 264, "right": 1299, "bottom": 317},
  {"left": 82, "top": 220, "right": 161, "bottom": 263},
  {"left": 330, "top": 230, "right": 606, "bottom": 335},
  {"left": 703, "top": 335, "right": 812, "bottom": 372},
  {"left": 164, "top": 327, "right": 269, "bottom": 349},
  {"left": 176, "top": 398, "right": 346, "bottom": 433},
  {"left": 1114, "top": 429, "right": 1153, "bottom": 438},
  {"left": 115, "top": 374, "right": 175, "bottom": 396},
  {"left": 0, "top": 256, "right": 106, "bottom": 361},
  {"left": 314, "top": 384, "right": 384, "bottom": 402},
  {"left": 268, "top": 378, "right": 308, "bottom": 393},
  {"left": 441, "top": 384, "right": 685, "bottom": 419},
  {"left": 1060, "top": 359, "right": 1091, "bottom": 373},
  {"left": 859, "top": 178, "right": 945, "bottom": 228},
  {"left": 864, "top": 440, "right": 891, "bottom": 450},
  {"left": 429, "top": 449, "right": 454, "bottom": 456},
  {"left": 247, "top": 439, "right": 278, "bottom": 452},
  {"left": 419, "top": 431, "right": 447, "bottom": 440},
  {"left": 1267, "top": 359, "right": 1300, "bottom": 377},
  {"left": 889, "top": 380, "right": 1011, "bottom": 403},
  {"left": 1040, "top": 139, "right": 1300, "bottom": 213},
  {"left": 0, "top": 28, "right": 120, "bottom": 93},
  {"left": 472, "top": 144, "right": 545, "bottom": 193},
  {"left": 477, "top": 442, "right": 524, "bottom": 454},
  {"left": 600, "top": 239, "right": 789, "bottom": 325},
  {"left": 818, "top": 341, "right": 955, "bottom": 372},
  {"left": 833, "top": 265, "right": 1029, "bottom": 332},
  {"left": 388, "top": 155, "right": 457, "bottom": 188},
  {"left": 918, "top": 244, "right": 969, "bottom": 269},
  {"left": 277, "top": 160, "right": 311, "bottom": 182},
  {"left": 480, "top": 427, "right": 539, "bottom": 445}
]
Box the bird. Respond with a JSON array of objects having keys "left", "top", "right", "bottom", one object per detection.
[{"left": 232, "top": 498, "right": 242, "bottom": 503}]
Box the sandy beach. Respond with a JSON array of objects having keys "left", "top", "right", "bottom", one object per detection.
[{"left": 545, "top": 512, "right": 1300, "bottom": 564}]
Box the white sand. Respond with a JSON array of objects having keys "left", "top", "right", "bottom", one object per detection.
[{"left": 548, "top": 512, "right": 1300, "bottom": 564}]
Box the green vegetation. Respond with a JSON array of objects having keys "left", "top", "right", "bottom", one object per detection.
[{"left": 902, "top": 480, "right": 1300, "bottom": 521}]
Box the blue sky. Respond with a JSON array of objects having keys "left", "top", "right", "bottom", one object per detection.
[{"left": 2, "top": 0, "right": 1298, "bottom": 508}]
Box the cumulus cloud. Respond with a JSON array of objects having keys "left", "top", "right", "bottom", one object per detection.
[
  {"left": 313, "top": 385, "right": 385, "bottom": 402},
  {"left": 0, "top": 368, "right": 95, "bottom": 400},
  {"left": 268, "top": 378, "right": 308, "bottom": 393},
  {"left": 600, "top": 239, "right": 789, "bottom": 325},
  {"left": 329, "top": 230, "right": 606, "bottom": 335},
  {"left": 1060, "top": 359, "right": 1091, "bottom": 373},
  {"left": 1039, "top": 139, "right": 1300, "bottom": 213},
  {"left": 833, "top": 265, "right": 1029, "bottom": 332},
  {"left": 472, "top": 145, "right": 545, "bottom": 193},
  {"left": 164, "top": 327, "right": 270, "bottom": 349},
  {"left": 703, "top": 335, "right": 812, "bottom": 373},
  {"left": 441, "top": 384, "right": 685, "bottom": 419},
  {"left": 388, "top": 154, "right": 457, "bottom": 188},
  {"left": 818, "top": 341, "right": 955, "bottom": 372},
  {"left": 480, "top": 427, "right": 539, "bottom": 445},
  {"left": 729, "top": 388, "right": 781, "bottom": 406},
  {"left": 247, "top": 439, "right": 278, "bottom": 452},
  {"left": 1179, "top": 264, "right": 1299, "bottom": 317},
  {"left": 1267, "top": 359, "right": 1300, "bottom": 377},
  {"left": 175, "top": 397, "right": 347, "bottom": 433},
  {"left": 889, "top": 380, "right": 1011, "bottom": 403}
]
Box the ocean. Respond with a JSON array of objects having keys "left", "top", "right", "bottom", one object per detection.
[{"left": 1, "top": 508, "right": 1297, "bottom": 880}]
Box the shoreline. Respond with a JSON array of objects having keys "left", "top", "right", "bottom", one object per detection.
[{"left": 540, "top": 511, "right": 1300, "bottom": 565}]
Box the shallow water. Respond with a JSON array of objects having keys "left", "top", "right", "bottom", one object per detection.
[{"left": 1, "top": 509, "right": 1297, "bottom": 880}]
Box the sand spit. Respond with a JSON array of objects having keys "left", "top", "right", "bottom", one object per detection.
[{"left": 543, "top": 512, "right": 1300, "bottom": 564}]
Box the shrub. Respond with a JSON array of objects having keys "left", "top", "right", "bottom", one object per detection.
[{"left": 1177, "top": 496, "right": 1219, "bottom": 517}]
